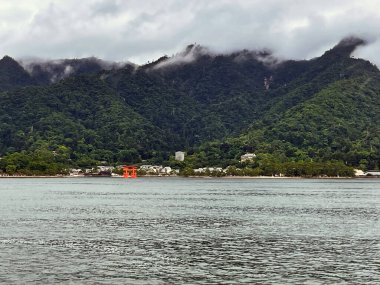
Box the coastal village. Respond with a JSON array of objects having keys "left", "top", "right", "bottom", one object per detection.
[
  {"left": 1, "top": 150, "right": 378, "bottom": 178},
  {"left": 66, "top": 151, "right": 258, "bottom": 177},
  {"left": 68, "top": 151, "right": 187, "bottom": 177},
  {"left": 63, "top": 151, "right": 380, "bottom": 178}
]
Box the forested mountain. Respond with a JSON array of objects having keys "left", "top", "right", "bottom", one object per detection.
[
  {"left": 191, "top": 38, "right": 380, "bottom": 170},
  {"left": 0, "top": 56, "right": 35, "bottom": 91},
  {"left": 0, "top": 55, "right": 129, "bottom": 91},
  {"left": 0, "top": 37, "right": 379, "bottom": 173}
]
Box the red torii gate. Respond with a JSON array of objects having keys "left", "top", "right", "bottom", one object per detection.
[{"left": 123, "top": 166, "right": 137, "bottom": 178}]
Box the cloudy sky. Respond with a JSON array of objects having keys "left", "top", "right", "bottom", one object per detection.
[{"left": 0, "top": 0, "right": 379, "bottom": 65}]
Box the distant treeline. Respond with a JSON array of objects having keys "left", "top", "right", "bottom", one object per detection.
[
  {"left": 0, "top": 148, "right": 354, "bottom": 177},
  {"left": 0, "top": 148, "right": 69, "bottom": 176},
  {"left": 179, "top": 161, "right": 354, "bottom": 178}
]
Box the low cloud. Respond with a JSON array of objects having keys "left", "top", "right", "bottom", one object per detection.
[
  {"left": 0, "top": 0, "right": 379, "bottom": 66},
  {"left": 19, "top": 57, "right": 129, "bottom": 82},
  {"left": 152, "top": 44, "right": 210, "bottom": 69}
]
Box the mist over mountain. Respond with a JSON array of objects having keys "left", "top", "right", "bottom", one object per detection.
[
  {"left": 0, "top": 55, "right": 132, "bottom": 91},
  {"left": 20, "top": 57, "right": 131, "bottom": 84},
  {"left": 0, "top": 37, "right": 379, "bottom": 172}
]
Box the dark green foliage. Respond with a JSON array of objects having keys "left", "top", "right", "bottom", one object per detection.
[
  {"left": 0, "top": 56, "right": 34, "bottom": 91},
  {"left": 0, "top": 75, "right": 169, "bottom": 166},
  {"left": 0, "top": 146, "right": 69, "bottom": 176}
]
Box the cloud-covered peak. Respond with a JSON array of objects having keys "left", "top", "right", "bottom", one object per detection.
[
  {"left": 335, "top": 36, "right": 367, "bottom": 48},
  {"left": 149, "top": 44, "right": 210, "bottom": 69},
  {"left": 0, "top": 1, "right": 380, "bottom": 66},
  {"left": 317, "top": 36, "right": 368, "bottom": 59}
]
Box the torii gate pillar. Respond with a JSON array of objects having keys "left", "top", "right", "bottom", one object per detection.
[{"left": 123, "top": 166, "right": 137, "bottom": 178}]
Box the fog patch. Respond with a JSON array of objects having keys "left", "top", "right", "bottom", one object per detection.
[
  {"left": 352, "top": 37, "right": 380, "bottom": 68},
  {"left": 151, "top": 44, "right": 211, "bottom": 69},
  {"left": 19, "top": 57, "right": 131, "bottom": 83},
  {"left": 232, "top": 49, "right": 283, "bottom": 67},
  {"left": 64, "top": 65, "right": 74, "bottom": 76}
]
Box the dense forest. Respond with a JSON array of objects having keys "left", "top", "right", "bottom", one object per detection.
[{"left": 0, "top": 37, "right": 379, "bottom": 176}]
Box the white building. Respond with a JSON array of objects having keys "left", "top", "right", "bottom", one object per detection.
[
  {"left": 240, "top": 153, "right": 257, "bottom": 162},
  {"left": 194, "top": 167, "right": 225, "bottom": 174},
  {"left": 365, "top": 170, "right": 380, "bottom": 176},
  {"left": 69, "top": 169, "right": 83, "bottom": 176},
  {"left": 139, "top": 165, "right": 162, "bottom": 174},
  {"left": 160, "top": 167, "right": 172, "bottom": 174},
  {"left": 175, "top": 151, "right": 185, "bottom": 161},
  {"left": 98, "top": 165, "right": 115, "bottom": 172},
  {"left": 354, "top": 169, "right": 365, "bottom": 176}
]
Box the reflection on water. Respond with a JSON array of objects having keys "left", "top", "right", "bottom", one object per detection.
[{"left": 0, "top": 178, "right": 379, "bottom": 284}]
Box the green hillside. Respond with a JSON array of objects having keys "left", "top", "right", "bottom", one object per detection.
[
  {"left": 0, "top": 37, "right": 379, "bottom": 174},
  {"left": 188, "top": 40, "right": 380, "bottom": 171},
  {"left": 0, "top": 76, "right": 170, "bottom": 171}
]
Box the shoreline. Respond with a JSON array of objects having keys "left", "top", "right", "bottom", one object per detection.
[{"left": 0, "top": 175, "right": 377, "bottom": 179}]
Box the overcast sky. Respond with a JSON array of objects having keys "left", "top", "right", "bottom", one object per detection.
[{"left": 0, "top": 0, "right": 379, "bottom": 65}]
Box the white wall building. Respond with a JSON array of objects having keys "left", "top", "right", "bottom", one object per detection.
[
  {"left": 240, "top": 153, "right": 257, "bottom": 162},
  {"left": 365, "top": 170, "right": 380, "bottom": 176},
  {"left": 161, "top": 167, "right": 172, "bottom": 174},
  {"left": 175, "top": 151, "right": 185, "bottom": 161},
  {"left": 98, "top": 166, "right": 115, "bottom": 172}
]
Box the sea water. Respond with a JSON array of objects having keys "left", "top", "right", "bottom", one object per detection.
[{"left": 0, "top": 178, "right": 379, "bottom": 284}]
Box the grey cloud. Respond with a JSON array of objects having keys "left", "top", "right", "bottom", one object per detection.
[
  {"left": 152, "top": 44, "right": 211, "bottom": 69},
  {"left": 91, "top": 0, "right": 121, "bottom": 16},
  {"left": 0, "top": 0, "right": 380, "bottom": 66}
]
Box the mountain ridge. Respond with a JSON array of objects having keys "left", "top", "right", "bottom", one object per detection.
[{"left": 0, "top": 36, "right": 379, "bottom": 172}]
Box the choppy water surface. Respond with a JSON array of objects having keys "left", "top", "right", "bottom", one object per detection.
[{"left": 0, "top": 178, "right": 379, "bottom": 284}]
